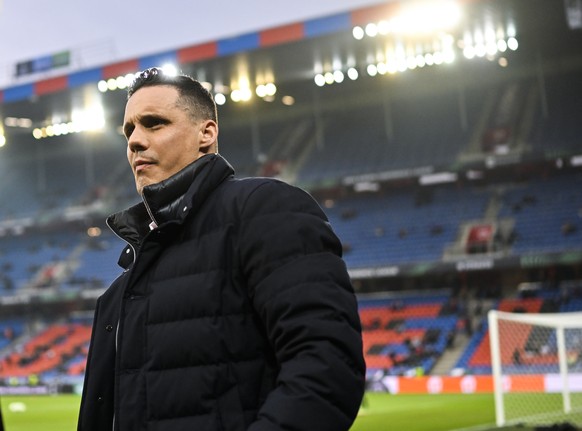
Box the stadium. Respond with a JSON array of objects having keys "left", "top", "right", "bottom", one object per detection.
[{"left": 0, "top": 0, "right": 581, "bottom": 429}]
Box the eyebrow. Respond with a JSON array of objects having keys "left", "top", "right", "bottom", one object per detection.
[{"left": 123, "top": 113, "right": 168, "bottom": 138}]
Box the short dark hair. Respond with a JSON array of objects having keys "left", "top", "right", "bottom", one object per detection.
[{"left": 128, "top": 67, "right": 218, "bottom": 123}]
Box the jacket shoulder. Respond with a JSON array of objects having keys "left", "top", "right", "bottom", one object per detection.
[
  {"left": 226, "top": 176, "right": 312, "bottom": 199},
  {"left": 223, "top": 176, "right": 324, "bottom": 217},
  {"left": 226, "top": 176, "right": 285, "bottom": 193}
]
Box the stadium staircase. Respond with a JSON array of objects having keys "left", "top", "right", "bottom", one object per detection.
[
  {"left": 430, "top": 330, "right": 471, "bottom": 375},
  {"left": 359, "top": 295, "right": 459, "bottom": 376},
  {"left": 457, "top": 80, "right": 536, "bottom": 165},
  {"left": 262, "top": 117, "right": 319, "bottom": 184},
  {"left": 443, "top": 186, "right": 515, "bottom": 261},
  {"left": 457, "top": 86, "right": 499, "bottom": 163}
]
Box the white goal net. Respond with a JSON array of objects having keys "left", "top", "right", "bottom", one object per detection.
[{"left": 488, "top": 310, "right": 582, "bottom": 427}]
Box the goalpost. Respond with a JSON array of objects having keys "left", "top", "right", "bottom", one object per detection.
[{"left": 488, "top": 310, "right": 582, "bottom": 427}]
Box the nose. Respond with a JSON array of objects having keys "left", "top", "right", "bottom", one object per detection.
[{"left": 127, "top": 128, "right": 148, "bottom": 154}]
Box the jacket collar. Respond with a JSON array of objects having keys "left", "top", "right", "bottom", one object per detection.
[{"left": 107, "top": 153, "right": 234, "bottom": 258}]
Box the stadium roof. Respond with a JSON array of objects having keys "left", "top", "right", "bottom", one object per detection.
[{"left": 0, "top": 0, "right": 580, "bottom": 155}]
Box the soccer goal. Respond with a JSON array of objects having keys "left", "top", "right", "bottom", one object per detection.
[{"left": 488, "top": 309, "right": 582, "bottom": 427}]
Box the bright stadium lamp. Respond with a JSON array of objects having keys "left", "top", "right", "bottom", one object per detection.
[
  {"left": 352, "top": 26, "right": 365, "bottom": 40},
  {"left": 256, "top": 84, "right": 267, "bottom": 98},
  {"left": 214, "top": 93, "right": 226, "bottom": 105},
  {"left": 161, "top": 64, "right": 178, "bottom": 76},
  {"left": 507, "top": 37, "right": 518, "bottom": 50},
  {"left": 392, "top": 1, "right": 462, "bottom": 35}
]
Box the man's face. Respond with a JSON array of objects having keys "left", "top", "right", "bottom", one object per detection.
[{"left": 123, "top": 85, "right": 211, "bottom": 194}]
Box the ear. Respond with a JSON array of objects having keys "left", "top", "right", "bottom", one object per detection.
[{"left": 198, "top": 120, "right": 218, "bottom": 155}]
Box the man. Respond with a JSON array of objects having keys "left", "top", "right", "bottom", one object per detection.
[{"left": 78, "top": 67, "right": 365, "bottom": 431}]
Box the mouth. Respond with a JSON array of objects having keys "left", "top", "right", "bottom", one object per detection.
[{"left": 134, "top": 159, "right": 154, "bottom": 173}]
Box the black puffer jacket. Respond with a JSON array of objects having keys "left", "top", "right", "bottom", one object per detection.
[{"left": 78, "top": 154, "right": 365, "bottom": 431}]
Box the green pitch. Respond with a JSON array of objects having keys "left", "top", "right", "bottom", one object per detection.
[
  {"left": 352, "top": 392, "right": 496, "bottom": 431},
  {"left": 1, "top": 394, "right": 81, "bottom": 431},
  {"left": 1, "top": 392, "right": 498, "bottom": 431}
]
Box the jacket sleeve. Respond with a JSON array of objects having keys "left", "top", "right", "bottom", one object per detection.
[{"left": 238, "top": 180, "right": 366, "bottom": 431}]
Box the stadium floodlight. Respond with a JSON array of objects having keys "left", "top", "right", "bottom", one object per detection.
[
  {"left": 365, "top": 23, "right": 378, "bottom": 37},
  {"left": 52, "top": 123, "right": 65, "bottom": 136},
  {"left": 486, "top": 41, "right": 498, "bottom": 56},
  {"left": 463, "top": 46, "right": 476, "bottom": 59},
  {"left": 314, "top": 74, "right": 325, "bottom": 87},
  {"left": 377, "top": 20, "right": 390, "bottom": 35},
  {"left": 256, "top": 84, "right": 267, "bottom": 98},
  {"left": 240, "top": 88, "right": 252, "bottom": 101},
  {"left": 125, "top": 73, "right": 136, "bottom": 85},
  {"left": 405, "top": 57, "right": 417, "bottom": 70},
  {"left": 97, "top": 80, "right": 108, "bottom": 93},
  {"left": 507, "top": 37, "right": 519, "bottom": 51},
  {"left": 424, "top": 53, "right": 434, "bottom": 66},
  {"left": 264, "top": 83, "right": 277, "bottom": 96},
  {"left": 443, "top": 49, "right": 455, "bottom": 64},
  {"left": 488, "top": 310, "right": 582, "bottom": 428},
  {"left": 475, "top": 43, "right": 487, "bottom": 57},
  {"left": 352, "top": 26, "right": 365, "bottom": 40},
  {"left": 161, "top": 64, "right": 178, "bottom": 76},
  {"left": 98, "top": 74, "right": 135, "bottom": 93},
  {"left": 0, "top": 134, "right": 5, "bottom": 148},
  {"left": 107, "top": 78, "right": 117, "bottom": 91},
  {"left": 366, "top": 64, "right": 378, "bottom": 77},
  {"left": 214, "top": 93, "right": 226, "bottom": 105},
  {"left": 230, "top": 89, "right": 242, "bottom": 102},
  {"left": 347, "top": 67, "right": 359, "bottom": 80},
  {"left": 391, "top": 0, "right": 462, "bottom": 35},
  {"left": 116, "top": 76, "right": 128, "bottom": 89},
  {"left": 256, "top": 83, "right": 276, "bottom": 97}
]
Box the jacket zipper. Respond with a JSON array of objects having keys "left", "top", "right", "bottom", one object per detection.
[
  {"left": 106, "top": 195, "right": 160, "bottom": 431},
  {"left": 105, "top": 217, "right": 137, "bottom": 431},
  {"left": 142, "top": 195, "right": 159, "bottom": 230}
]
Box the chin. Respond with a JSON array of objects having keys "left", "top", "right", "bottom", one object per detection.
[
  {"left": 135, "top": 183, "right": 146, "bottom": 195},
  {"left": 136, "top": 180, "right": 155, "bottom": 195}
]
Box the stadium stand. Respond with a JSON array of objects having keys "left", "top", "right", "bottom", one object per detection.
[
  {"left": 359, "top": 294, "right": 458, "bottom": 376},
  {"left": 497, "top": 173, "right": 582, "bottom": 254},
  {"left": 325, "top": 184, "right": 491, "bottom": 267},
  {"left": 0, "top": 0, "right": 581, "bottom": 402},
  {"left": 0, "top": 321, "right": 91, "bottom": 380}
]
